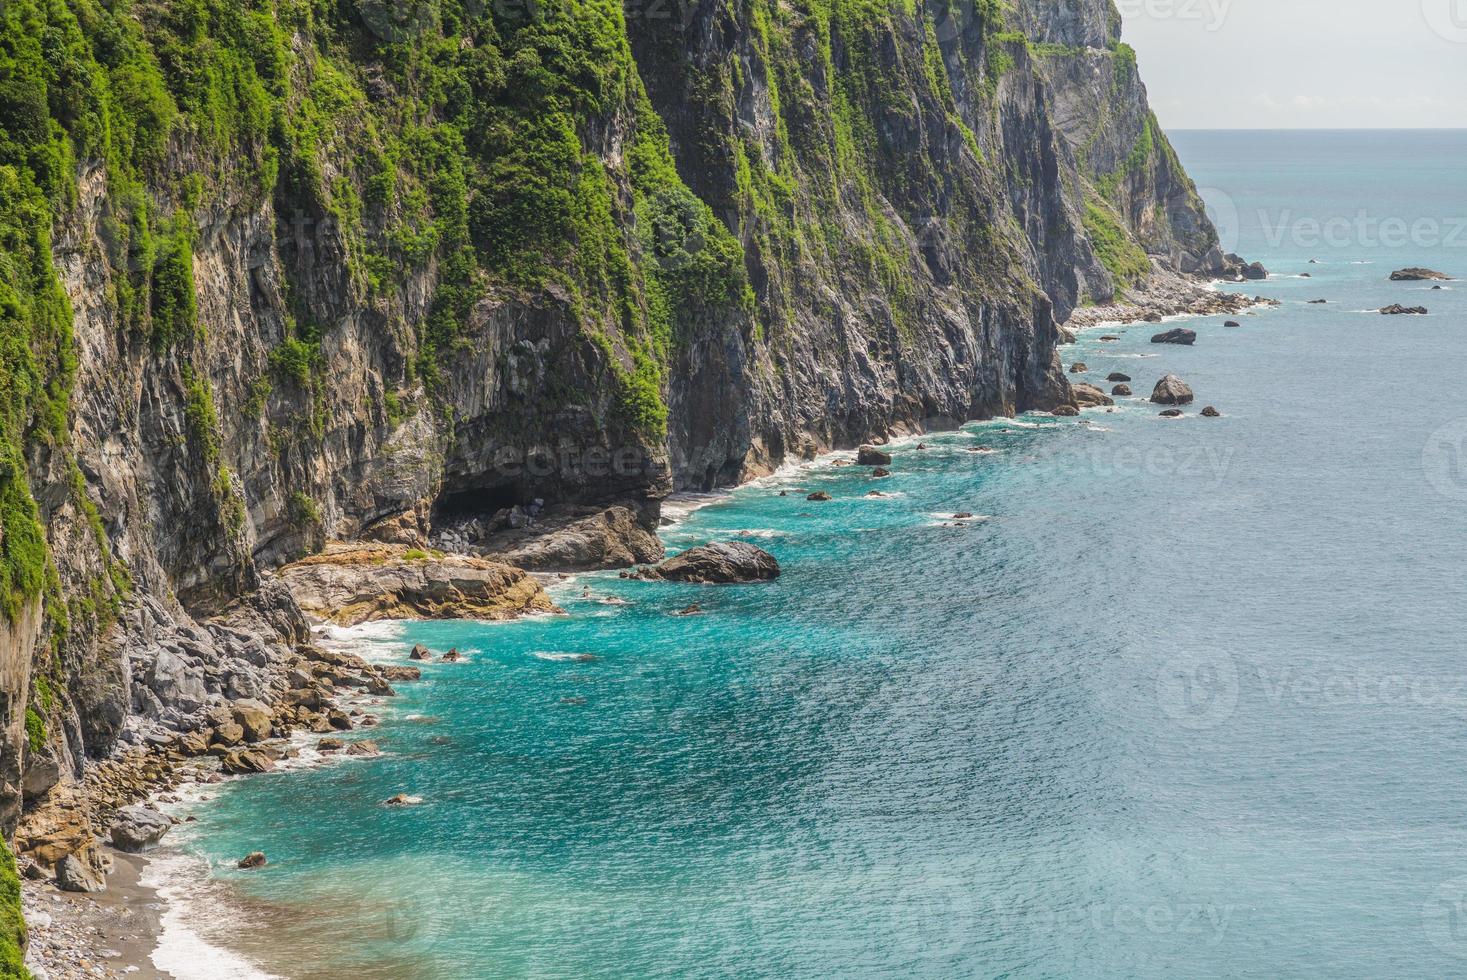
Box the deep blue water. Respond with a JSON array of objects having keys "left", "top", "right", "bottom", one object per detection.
[{"left": 166, "top": 131, "right": 1467, "bottom": 979}]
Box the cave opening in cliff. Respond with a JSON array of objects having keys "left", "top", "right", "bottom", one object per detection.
[{"left": 432, "top": 483, "right": 526, "bottom": 524}]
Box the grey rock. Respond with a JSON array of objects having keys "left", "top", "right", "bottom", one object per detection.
[
  {"left": 1151, "top": 327, "right": 1197, "bottom": 345},
  {"left": 56, "top": 853, "right": 105, "bottom": 893},
  {"left": 650, "top": 542, "right": 781, "bottom": 584},
  {"left": 1150, "top": 375, "right": 1195, "bottom": 405},
  {"left": 109, "top": 806, "right": 172, "bottom": 853}
]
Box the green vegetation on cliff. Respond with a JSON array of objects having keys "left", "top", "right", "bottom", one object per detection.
[{"left": 0, "top": 837, "right": 24, "bottom": 978}]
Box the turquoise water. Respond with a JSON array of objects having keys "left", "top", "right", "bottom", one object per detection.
[{"left": 175, "top": 131, "right": 1467, "bottom": 978}]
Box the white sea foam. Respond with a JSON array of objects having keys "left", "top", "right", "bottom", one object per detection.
[
  {"left": 145, "top": 851, "right": 280, "bottom": 980},
  {"left": 532, "top": 651, "right": 599, "bottom": 662}
]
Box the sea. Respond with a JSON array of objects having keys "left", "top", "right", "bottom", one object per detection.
[{"left": 146, "top": 130, "right": 1467, "bottom": 979}]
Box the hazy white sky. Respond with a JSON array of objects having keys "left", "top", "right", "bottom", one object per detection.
[{"left": 1120, "top": 0, "right": 1467, "bottom": 128}]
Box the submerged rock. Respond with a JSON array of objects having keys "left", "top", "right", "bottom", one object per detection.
[
  {"left": 649, "top": 542, "right": 781, "bottom": 584},
  {"left": 1159, "top": 409, "right": 1184, "bottom": 418},
  {"left": 806, "top": 491, "right": 831, "bottom": 502},
  {"left": 1379, "top": 304, "right": 1428, "bottom": 315},
  {"left": 1150, "top": 375, "right": 1195, "bottom": 405},
  {"left": 238, "top": 852, "right": 267, "bottom": 869},
  {"left": 871, "top": 467, "right": 891, "bottom": 478}
]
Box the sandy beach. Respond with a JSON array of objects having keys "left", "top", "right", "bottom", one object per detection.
[{"left": 23, "top": 851, "right": 173, "bottom": 979}]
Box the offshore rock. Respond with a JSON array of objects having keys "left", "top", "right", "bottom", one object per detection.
[
  {"left": 649, "top": 543, "right": 781, "bottom": 584},
  {"left": 856, "top": 446, "right": 893, "bottom": 467},
  {"left": 1150, "top": 375, "right": 1195, "bottom": 405},
  {"left": 1151, "top": 328, "right": 1197, "bottom": 345},
  {"left": 1390, "top": 268, "right": 1450, "bottom": 281}
]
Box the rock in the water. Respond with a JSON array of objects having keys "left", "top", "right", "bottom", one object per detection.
[
  {"left": 871, "top": 467, "right": 890, "bottom": 478},
  {"left": 317, "top": 738, "right": 345, "bottom": 752},
  {"left": 409, "top": 644, "right": 432, "bottom": 660},
  {"left": 1069, "top": 362, "right": 1088, "bottom": 373},
  {"left": 345, "top": 740, "right": 381, "bottom": 757},
  {"left": 56, "top": 853, "right": 105, "bottom": 893},
  {"left": 1071, "top": 383, "right": 1114, "bottom": 408},
  {"left": 1112, "top": 384, "right": 1132, "bottom": 397},
  {"left": 649, "top": 542, "right": 781, "bottom": 584},
  {"left": 806, "top": 491, "right": 831, "bottom": 502},
  {"left": 1052, "top": 405, "right": 1080, "bottom": 417},
  {"left": 1308, "top": 299, "right": 1328, "bottom": 304},
  {"left": 384, "top": 793, "right": 422, "bottom": 806},
  {"left": 671, "top": 603, "right": 702, "bottom": 617},
  {"left": 856, "top": 445, "right": 892, "bottom": 466},
  {"left": 440, "top": 648, "right": 461, "bottom": 662},
  {"left": 109, "top": 806, "right": 171, "bottom": 853},
  {"left": 238, "top": 852, "right": 267, "bottom": 869},
  {"left": 1243, "top": 261, "right": 1269, "bottom": 280},
  {"left": 1390, "top": 268, "right": 1450, "bottom": 281},
  {"left": 1150, "top": 375, "right": 1195, "bottom": 405},
  {"left": 1151, "top": 327, "right": 1197, "bottom": 345},
  {"left": 1201, "top": 406, "right": 1221, "bottom": 417},
  {"left": 1159, "top": 409, "right": 1184, "bottom": 418},
  {"left": 1107, "top": 372, "right": 1131, "bottom": 383},
  {"left": 1379, "top": 304, "right": 1428, "bottom": 315},
  {"left": 1224, "top": 320, "right": 1241, "bottom": 327}
]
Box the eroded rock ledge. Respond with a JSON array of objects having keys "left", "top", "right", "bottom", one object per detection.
[{"left": 277, "top": 543, "right": 559, "bottom": 626}]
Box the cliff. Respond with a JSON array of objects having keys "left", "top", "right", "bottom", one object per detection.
[{"left": 0, "top": 0, "right": 1230, "bottom": 903}]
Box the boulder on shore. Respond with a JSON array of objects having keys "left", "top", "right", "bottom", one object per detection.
[
  {"left": 1150, "top": 375, "right": 1195, "bottom": 405},
  {"left": 109, "top": 806, "right": 171, "bottom": 853},
  {"left": 1390, "top": 268, "right": 1450, "bottom": 281},
  {"left": 1151, "top": 327, "right": 1197, "bottom": 346},
  {"left": 56, "top": 853, "right": 105, "bottom": 893},
  {"left": 647, "top": 542, "right": 781, "bottom": 584},
  {"left": 1380, "top": 304, "right": 1428, "bottom": 315},
  {"left": 856, "top": 445, "right": 892, "bottom": 466}
]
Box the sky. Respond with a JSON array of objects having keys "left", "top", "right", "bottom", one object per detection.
[{"left": 1119, "top": 0, "right": 1467, "bottom": 128}]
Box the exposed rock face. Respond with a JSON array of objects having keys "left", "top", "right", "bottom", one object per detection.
[
  {"left": 648, "top": 543, "right": 781, "bottom": 584},
  {"left": 1151, "top": 328, "right": 1198, "bottom": 345},
  {"left": 1150, "top": 375, "right": 1196, "bottom": 405},
  {"left": 1390, "top": 268, "right": 1450, "bottom": 281},
  {"left": 277, "top": 544, "right": 558, "bottom": 626},
  {"left": 55, "top": 853, "right": 105, "bottom": 894}
]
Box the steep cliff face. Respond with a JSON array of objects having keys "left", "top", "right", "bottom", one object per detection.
[{"left": 0, "top": 0, "right": 1227, "bottom": 839}]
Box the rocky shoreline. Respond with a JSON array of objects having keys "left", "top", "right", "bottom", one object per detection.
[{"left": 13, "top": 267, "right": 1258, "bottom": 979}]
